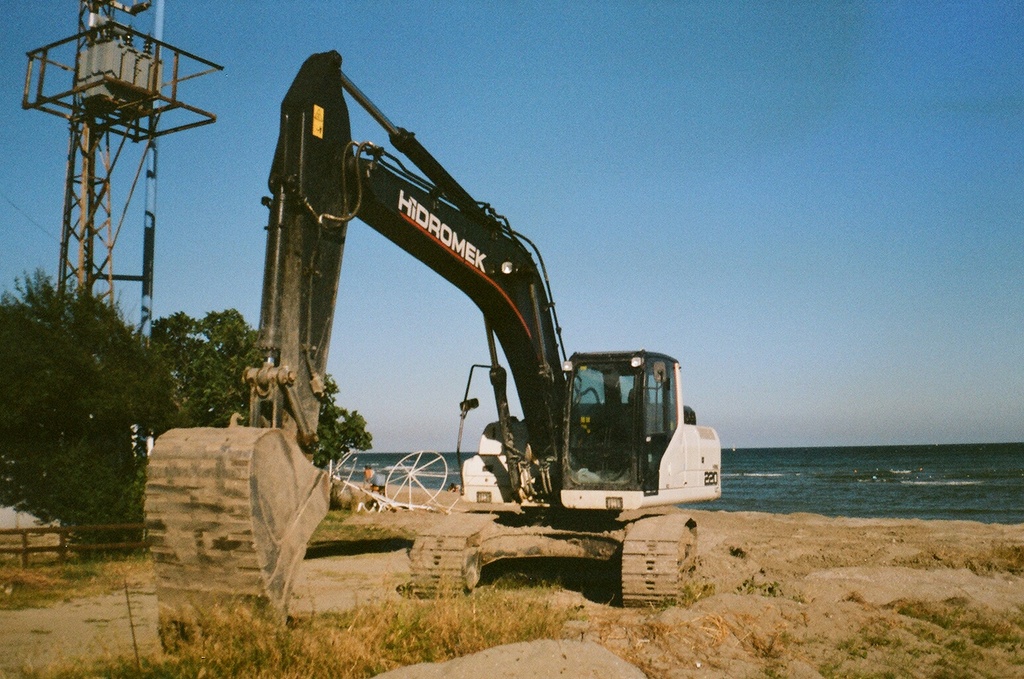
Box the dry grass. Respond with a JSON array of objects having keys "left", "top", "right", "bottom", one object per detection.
[
  {"left": 823, "top": 599, "right": 1024, "bottom": 678},
  {"left": 0, "top": 554, "right": 152, "bottom": 610},
  {"left": 32, "top": 585, "right": 576, "bottom": 679},
  {"left": 896, "top": 542, "right": 1024, "bottom": 576},
  {"left": 678, "top": 579, "right": 717, "bottom": 607},
  {"left": 892, "top": 598, "right": 1024, "bottom": 651},
  {"left": 309, "top": 509, "right": 414, "bottom": 544},
  {"left": 965, "top": 544, "right": 1024, "bottom": 576},
  {"left": 1, "top": 510, "right": 391, "bottom": 611}
]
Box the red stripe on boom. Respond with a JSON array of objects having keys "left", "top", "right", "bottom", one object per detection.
[{"left": 398, "top": 212, "right": 533, "bottom": 342}]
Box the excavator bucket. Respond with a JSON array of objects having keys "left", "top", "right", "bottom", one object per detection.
[{"left": 145, "top": 426, "right": 329, "bottom": 622}]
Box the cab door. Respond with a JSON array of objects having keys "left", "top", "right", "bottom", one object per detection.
[
  {"left": 564, "top": 358, "right": 641, "bottom": 489},
  {"left": 640, "top": 359, "right": 677, "bottom": 494}
]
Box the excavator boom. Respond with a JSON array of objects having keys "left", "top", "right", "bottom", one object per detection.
[{"left": 268, "top": 52, "right": 568, "bottom": 495}]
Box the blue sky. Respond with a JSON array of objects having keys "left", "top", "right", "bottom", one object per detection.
[{"left": 2, "top": 2, "right": 1021, "bottom": 450}]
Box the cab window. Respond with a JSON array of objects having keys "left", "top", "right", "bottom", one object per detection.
[
  {"left": 567, "top": 363, "right": 637, "bottom": 485},
  {"left": 644, "top": 360, "right": 676, "bottom": 436}
]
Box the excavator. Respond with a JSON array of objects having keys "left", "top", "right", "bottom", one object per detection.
[{"left": 145, "top": 51, "right": 721, "bottom": 621}]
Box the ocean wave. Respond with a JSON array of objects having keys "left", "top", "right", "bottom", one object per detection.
[
  {"left": 700, "top": 443, "right": 1023, "bottom": 523},
  {"left": 900, "top": 480, "right": 982, "bottom": 486}
]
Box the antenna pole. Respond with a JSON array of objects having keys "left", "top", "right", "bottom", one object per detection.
[{"left": 139, "top": 0, "right": 163, "bottom": 339}]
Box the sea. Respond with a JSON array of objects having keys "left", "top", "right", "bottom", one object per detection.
[
  {"left": 339, "top": 443, "right": 1024, "bottom": 525},
  {"left": 694, "top": 443, "right": 1024, "bottom": 525}
]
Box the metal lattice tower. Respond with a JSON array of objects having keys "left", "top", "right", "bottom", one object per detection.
[{"left": 23, "top": 0, "right": 221, "bottom": 319}]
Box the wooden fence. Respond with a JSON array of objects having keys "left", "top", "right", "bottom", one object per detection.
[{"left": 0, "top": 523, "right": 147, "bottom": 567}]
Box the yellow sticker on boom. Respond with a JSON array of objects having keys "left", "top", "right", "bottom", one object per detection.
[{"left": 312, "top": 104, "right": 324, "bottom": 139}]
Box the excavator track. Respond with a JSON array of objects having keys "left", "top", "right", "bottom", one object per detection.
[
  {"left": 145, "top": 426, "right": 329, "bottom": 622},
  {"left": 620, "top": 513, "right": 697, "bottom": 607},
  {"left": 408, "top": 513, "right": 498, "bottom": 594},
  {"left": 410, "top": 511, "right": 634, "bottom": 597}
]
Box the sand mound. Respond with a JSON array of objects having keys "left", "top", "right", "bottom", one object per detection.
[{"left": 371, "top": 639, "right": 645, "bottom": 679}]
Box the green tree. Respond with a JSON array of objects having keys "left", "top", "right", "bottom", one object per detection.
[
  {"left": 0, "top": 272, "right": 177, "bottom": 527},
  {"left": 312, "top": 375, "right": 372, "bottom": 467},
  {"left": 151, "top": 309, "right": 261, "bottom": 427},
  {"left": 151, "top": 309, "right": 371, "bottom": 464}
]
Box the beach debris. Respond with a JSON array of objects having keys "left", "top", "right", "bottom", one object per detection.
[{"left": 332, "top": 451, "right": 456, "bottom": 514}]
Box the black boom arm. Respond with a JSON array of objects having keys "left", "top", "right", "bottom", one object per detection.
[{"left": 252, "top": 52, "right": 565, "bottom": 496}]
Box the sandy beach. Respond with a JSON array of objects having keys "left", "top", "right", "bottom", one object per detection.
[{"left": 2, "top": 502, "right": 1022, "bottom": 677}]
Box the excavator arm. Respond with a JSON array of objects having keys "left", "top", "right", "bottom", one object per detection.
[
  {"left": 247, "top": 51, "right": 351, "bottom": 448},
  {"left": 146, "top": 51, "right": 569, "bottom": 622},
  {"left": 257, "top": 51, "right": 567, "bottom": 496}
]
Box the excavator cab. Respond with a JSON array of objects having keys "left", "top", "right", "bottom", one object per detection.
[
  {"left": 559, "top": 351, "right": 720, "bottom": 511},
  {"left": 462, "top": 349, "right": 719, "bottom": 511},
  {"left": 564, "top": 357, "right": 638, "bottom": 487},
  {"left": 563, "top": 351, "right": 674, "bottom": 489}
]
